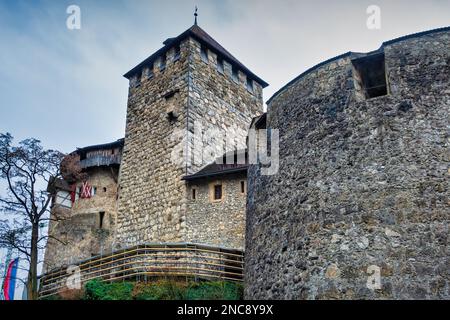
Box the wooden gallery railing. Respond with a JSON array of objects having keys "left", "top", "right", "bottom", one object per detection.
[{"left": 38, "top": 243, "right": 244, "bottom": 298}]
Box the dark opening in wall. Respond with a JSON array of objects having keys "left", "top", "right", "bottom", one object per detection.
[
  {"left": 217, "top": 57, "right": 224, "bottom": 74},
  {"left": 160, "top": 54, "right": 167, "bottom": 72},
  {"left": 148, "top": 66, "right": 154, "bottom": 79},
  {"left": 135, "top": 71, "right": 142, "bottom": 87},
  {"left": 167, "top": 111, "right": 178, "bottom": 122},
  {"left": 240, "top": 181, "right": 245, "bottom": 194},
  {"left": 232, "top": 67, "right": 239, "bottom": 83},
  {"left": 352, "top": 53, "right": 388, "bottom": 99},
  {"left": 192, "top": 188, "right": 196, "bottom": 200},
  {"left": 214, "top": 185, "right": 222, "bottom": 200},
  {"left": 246, "top": 77, "right": 254, "bottom": 93},
  {"left": 99, "top": 211, "right": 105, "bottom": 229},
  {"left": 174, "top": 45, "right": 181, "bottom": 61},
  {"left": 201, "top": 45, "right": 208, "bottom": 63}
]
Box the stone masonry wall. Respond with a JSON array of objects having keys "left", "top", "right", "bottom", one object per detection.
[
  {"left": 186, "top": 37, "right": 263, "bottom": 174},
  {"left": 116, "top": 35, "right": 263, "bottom": 248},
  {"left": 44, "top": 167, "right": 118, "bottom": 272},
  {"left": 245, "top": 29, "right": 450, "bottom": 299},
  {"left": 186, "top": 174, "right": 247, "bottom": 249},
  {"left": 116, "top": 40, "right": 191, "bottom": 246}
]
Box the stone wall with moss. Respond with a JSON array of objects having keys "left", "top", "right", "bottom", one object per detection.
[{"left": 245, "top": 28, "right": 450, "bottom": 299}]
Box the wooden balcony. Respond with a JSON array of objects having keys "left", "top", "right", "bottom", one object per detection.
[{"left": 79, "top": 154, "right": 121, "bottom": 169}]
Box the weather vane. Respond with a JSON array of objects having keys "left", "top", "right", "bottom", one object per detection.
[{"left": 194, "top": 6, "right": 198, "bottom": 25}]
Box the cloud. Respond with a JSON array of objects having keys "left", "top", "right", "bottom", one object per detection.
[{"left": 1, "top": 0, "right": 449, "bottom": 152}]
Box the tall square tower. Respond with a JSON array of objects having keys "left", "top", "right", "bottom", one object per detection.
[{"left": 116, "top": 24, "right": 268, "bottom": 248}]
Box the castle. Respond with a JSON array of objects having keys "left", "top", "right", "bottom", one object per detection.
[
  {"left": 43, "top": 23, "right": 267, "bottom": 272},
  {"left": 43, "top": 24, "right": 449, "bottom": 300}
]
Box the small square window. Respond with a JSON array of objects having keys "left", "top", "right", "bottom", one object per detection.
[
  {"left": 201, "top": 45, "right": 208, "bottom": 63},
  {"left": 352, "top": 53, "right": 388, "bottom": 99},
  {"left": 232, "top": 67, "right": 239, "bottom": 83},
  {"left": 214, "top": 185, "right": 222, "bottom": 200},
  {"left": 217, "top": 57, "right": 224, "bottom": 74}
]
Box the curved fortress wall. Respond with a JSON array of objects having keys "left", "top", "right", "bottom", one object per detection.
[{"left": 245, "top": 28, "right": 449, "bottom": 299}]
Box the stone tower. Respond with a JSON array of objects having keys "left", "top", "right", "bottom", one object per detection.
[
  {"left": 245, "top": 27, "right": 449, "bottom": 299},
  {"left": 116, "top": 25, "right": 268, "bottom": 247}
]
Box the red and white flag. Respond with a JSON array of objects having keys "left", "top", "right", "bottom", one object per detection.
[{"left": 80, "top": 181, "right": 92, "bottom": 199}]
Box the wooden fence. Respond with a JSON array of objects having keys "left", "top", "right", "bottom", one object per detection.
[{"left": 38, "top": 243, "right": 244, "bottom": 298}]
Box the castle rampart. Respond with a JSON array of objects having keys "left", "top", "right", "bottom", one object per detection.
[{"left": 245, "top": 27, "right": 450, "bottom": 299}]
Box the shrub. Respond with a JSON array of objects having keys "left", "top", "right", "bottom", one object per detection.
[
  {"left": 133, "top": 280, "right": 186, "bottom": 300},
  {"left": 81, "top": 279, "right": 243, "bottom": 300},
  {"left": 84, "top": 279, "right": 134, "bottom": 300},
  {"left": 185, "top": 281, "right": 243, "bottom": 300}
]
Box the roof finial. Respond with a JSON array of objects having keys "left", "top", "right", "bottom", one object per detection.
[{"left": 194, "top": 6, "right": 198, "bottom": 25}]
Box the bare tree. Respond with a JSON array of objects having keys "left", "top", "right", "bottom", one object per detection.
[{"left": 0, "top": 133, "right": 64, "bottom": 300}]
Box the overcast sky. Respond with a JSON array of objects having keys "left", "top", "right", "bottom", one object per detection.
[
  {"left": 0, "top": 0, "right": 449, "bottom": 153},
  {"left": 0, "top": 0, "right": 449, "bottom": 300}
]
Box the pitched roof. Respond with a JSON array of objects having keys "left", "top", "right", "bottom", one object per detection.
[
  {"left": 124, "top": 24, "right": 268, "bottom": 88},
  {"left": 182, "top": 150, "right": 248, "bottom": 181},
  {"left": 75, "top": 138, "right": 124, "bottom": 155}
]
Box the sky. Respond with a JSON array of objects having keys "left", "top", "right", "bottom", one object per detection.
[
  {"left": 0, "top": 0, "right": 449, "bottom": 154},
  {"left": 0, "top": 0, "right": 449, "bottom": 299}
]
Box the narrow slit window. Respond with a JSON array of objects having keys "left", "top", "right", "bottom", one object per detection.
[
  {"left": 240, "top": 181, "right": 245, "bottom": 194},
  {"left": 201, "top": 45, "right": 208, "bottom": 63},
  {"left": 232, "top": 67, "right": 239, "bottom": 83},
  {"left": 192, "top": 188, "right": 196, "bottom": 200},
  {"left": 246, "top": 77, "right": 253, "bottom": 93},
  {"left": 135, "top": 72, "right": 142, "bottom": 87},
  {"left": 160, "top": 55, "right": 167, "bottom": 71},
  {"left": 99, "top": 211, "right": 105, "bottom": 229},
  {"left": 352, "top": 53, "right": 388, "bottom": 99},
  {"left": 174, "top": 45, "right": 181, "bottom": 61},
  {"left": 148, "top": 66, "right": 154, "bottom": 79},
  {"left": 217, "top": 57, "right": 224, "bottom": 74}
]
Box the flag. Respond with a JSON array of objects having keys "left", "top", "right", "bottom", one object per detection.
[
  {"left": 2, "top": 258, "right": 19, "bottom": 300},
  {"left": 80, "top": 181, "right": 92, "bottom": 199}
]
